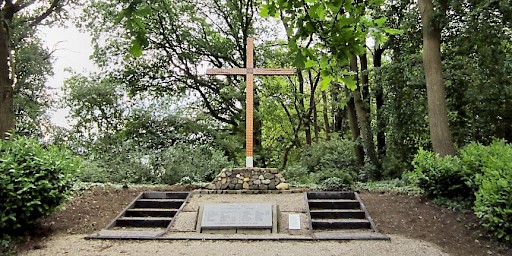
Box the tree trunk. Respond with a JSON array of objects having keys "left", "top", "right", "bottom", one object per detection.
[
  {"left": 298, "top": 71, "right": 311, "bottom": 145},
  {"left": 359, "top": 53, "right": 370, "bottom": 105},
  {"left": 322, "top": 91, "right": 331, "bottom": 140},
  {"left": 345, "top": 88, "right": 365, "bottom": 167},
  {"left": 351, "top": 56, "right": 381, "bottom": 177},
  {"left": 418, "top": 0, "right": 456, "bottom": 156},
  {"left": 331, "top": 85, "right": 343, "bottom": 132},
  {"left": 311, "top": 92, "right": 320, "bottom": 142},
  {"left": 0, "top": 20, "right": 14, "bottom": 139},
  {"left": 374, "top": 47, "right": 386, "bottom": 157},
  {"left": 308, "top": 70, "right": 320, "bottom": 142}
]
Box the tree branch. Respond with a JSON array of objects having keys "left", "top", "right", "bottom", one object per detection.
[{"left": 29, "top": 0, "right": 62, "bottom": 27}]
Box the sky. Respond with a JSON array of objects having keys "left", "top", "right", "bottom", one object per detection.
[{"left": 40, "top": 24, "right": 98, "bottom": 128}]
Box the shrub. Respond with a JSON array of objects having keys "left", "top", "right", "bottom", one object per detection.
[
  {"left": 0, "top": 135, "right": 81, "bottom": 235},
  {"left": 473, "top": 141, "right": 512, "bottom": 242},
  {"left": 282, "top": 166, "right": 312, "bottom": 184},
  {"left": 297, "top": 136, "right": 358, "bottom": 174},
  {"left": 321, "top": 176, "right": 352, "bottom": 191},
  {"left": 286, "top": 136, "right": 358, "bottom": 185},
  {"left": 381, "top": 154, "right": 410, "bottom": 179},
  {"left": 410, "top": 141, "right": 512, "bottom": 242},
  {"left": 410, "top": 148, "right": 471, "bottom": 200},
  {"left": 75, "top": 159, "right": 110, "bottom": 183},
  {"left": 158, "top": 144, "right": 232, "bottom": 184}
]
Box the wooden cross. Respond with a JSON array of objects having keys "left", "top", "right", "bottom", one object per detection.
[{"left": 206, "top": 38, "right": 294, "bottom": 167}]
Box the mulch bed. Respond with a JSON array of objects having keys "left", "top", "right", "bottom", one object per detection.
[{"left": 15, "top": 186, "right": 512, "bottom": 256}]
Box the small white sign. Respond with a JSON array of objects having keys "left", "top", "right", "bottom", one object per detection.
[{"left": 288, "top": 214, "right": 301, "bottom": 230}]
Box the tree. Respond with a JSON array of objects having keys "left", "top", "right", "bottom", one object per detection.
[
  {"left": 13, "top": 29, "right": 55, "bottom": 136},
  {"left": 417, "top": 0, "right": 455, "bottom": 156},
  {"left": 0, "top": 0, "right": 75, "bottom": 139},
  {"left": 80, "top": 0, "right": 305, "bottom": 166},
  {"left": 263, "top": 0, "right": 386, "bottom": 176}
]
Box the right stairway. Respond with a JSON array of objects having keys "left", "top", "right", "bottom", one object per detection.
[{"left": 305, "top": 191, "right": 389, "bottom": 240}]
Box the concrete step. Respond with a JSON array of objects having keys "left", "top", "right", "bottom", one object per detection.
[
  {"left": 134, "top": 199, "right": 185, "bottom": 209},
  {"left": 308, "top": 199, "right": 361, "bottom": 209},
  {"left": 310, "top": 209, "right": 366, "bottom": 219},
  {"left": 125, "top": 208, "right": 178, "bottom": 217},
  {"left": 142, "top": 192, "right": 190, "bottom": 199},
  {"left": 313, "top": 231, "right": 390, "bottom": 240},
  {"left": 312, "top": 219, "right": 371, "bottom": 230},
  {"left": 116, "top": 217, "right": 173, "bottom": 228},
  {"left": 307, "top": 192, "right": 356, "bottom": 200},
  {"left": 96, "top": 229, "right": 165, "bottom": 238}
]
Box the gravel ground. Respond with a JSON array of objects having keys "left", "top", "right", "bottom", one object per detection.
[
  {"left": 18, "top": 187, "right": 510, "bottom": 256},
  {"left": 21, "top": 234, "right": 448, "bottom": 256}
]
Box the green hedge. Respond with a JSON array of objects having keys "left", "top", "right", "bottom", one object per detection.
[
  {"left": 409, "top": 140, "right": 512, "bottom": 242},
  {"left": 472, "top": 141, "right": 512, "bottom": 242},
  {"left": 0, "top": 135, "right": 81, "bottom": 235},
  {"left": 283, "top": 136, "right": 357, "bottom": 188},
  {"left": 411, "top": 149, "right": 471, "bottom": 200}
]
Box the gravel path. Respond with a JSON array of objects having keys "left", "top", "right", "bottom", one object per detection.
[{"left": 21, "top": 234, "right": 448, "bottom": 256}]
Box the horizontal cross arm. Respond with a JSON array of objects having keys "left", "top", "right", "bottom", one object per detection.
[
  {"left": 206, "top": 68, "right": 295, "bottom": 76},
  {"left": 253, "top": 68, "right": 294, "bottom": 76},
  {"left": 206, "top": 68, "right": 248, "bottom": 75}
]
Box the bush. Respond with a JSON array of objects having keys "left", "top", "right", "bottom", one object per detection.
[
  {"left": 285, "top": 136, "right": 358, "bottom": 185},
  {"left": 282, "top": 166, "right": 311, "bottom": 184},
  {"left": 321, "top": 176, "right": 352, "bottom": 191},
  {"left": 409, "top": 141, "right": 512, "bottom": 242},
  {"left": 410, "top": 148, "right": 471, "bottom": 200},
  {"left": 297, "top": 136, "right": 358, "bottom": 174},
  {"left": 158, "top": 144, "right": 232, "bottom": 184},
  {"left": 473, "top": 141, "right": 512, "bottom": 242},
  {"left": 0, "top": 135, "right": 81, "bottom": 235}
]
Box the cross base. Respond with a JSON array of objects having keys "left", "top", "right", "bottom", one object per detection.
[{"left": 246, "top": 156, "right": 254, "bottom": 168}]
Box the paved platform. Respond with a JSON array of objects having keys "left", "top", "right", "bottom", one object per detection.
[{"left": 87, "top": 190, "right": 389, "bottom": 241}]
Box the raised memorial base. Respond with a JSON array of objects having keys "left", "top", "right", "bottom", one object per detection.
[{"left": 207, "top": 168, "right": 288, "bottom": 190}]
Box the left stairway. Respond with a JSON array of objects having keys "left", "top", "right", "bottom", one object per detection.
[{"left": 90, "top": 191, "right": 191, "bottom": 239}]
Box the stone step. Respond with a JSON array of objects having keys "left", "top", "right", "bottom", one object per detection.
[
  {"left": 116, "top": 217, "right": 173, "bottom": 228},
  {"left": 313, "top": 231, "right": 390, "bottom": 240},
  {"left": 96, "top": 229, "right": 165, "bottom": 238},
  {"left": 308, "top": 199, "right": 361, "bottom": 209},
  {"left": 134, "top": 199, "right": 185, "bottom": 209},
  {"left": 142, "top": 192, "right": 190, "bottom": 199},
  {"left": 311, "top": 219, "right": 371, "bottom": 230},
  {"left": 125, "top": 208, "right": 178, "bottom": 218},
  {"left": 309, "top": 209, "right": 366, "bottom": 219},
  {"left": 307, "top": 192, "right": 356, "bottom": 200}
]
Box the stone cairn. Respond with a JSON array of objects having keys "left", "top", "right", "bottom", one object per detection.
[{"left": 207, "top": 168, "right": 289, "bottom": 190}]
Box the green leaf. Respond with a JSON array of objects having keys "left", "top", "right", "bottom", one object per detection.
[
  {"left": 260, "top": 5, "right": 270, "bottom": 17},
  {"left": 114, "top": 10, "right": 126, "bottom": 24},
  {"left": 304, "top": 59, "right": 316, "bottom": 68},
  {"left": 129, "top": 41, "right": 143, "bottom": 57},
  {"left": 293, "top": 50, "right": 306, "bottom": 68},
  {"left": 383, "top": 28, "right": 403, "bottom": 35},
  {"left": 135, "top": 7, "right": 152, "bottom": 17},
  {"left": 316, "top": 4, "right": 326, "bottom": 19},
  {"left": 374, "top": 17, "right": 387, "bottom": 26},
  {"left": 320, "top": 56, "right": 329, "bottom": 69},
  {"left": 341, "top": 77, "right": 357, "bottom": 90},
  {"left": 319, "top": 76, "right": 333, "bottom": 90}
]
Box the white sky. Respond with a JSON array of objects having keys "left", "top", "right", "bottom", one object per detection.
[{"left": 40, "top": 24, "right": 98, "bottom": 128}]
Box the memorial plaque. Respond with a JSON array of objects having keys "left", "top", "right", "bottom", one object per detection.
[
  {"left": 288, "top": 214, "right": 301, "bottom": 230},
  {"left": 201, "top": 203, "right": 273, "bottom": 229}
]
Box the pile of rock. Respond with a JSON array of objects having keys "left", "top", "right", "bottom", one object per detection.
[{"left": 207, "top": 168, "right": 289, "bottom": 190}]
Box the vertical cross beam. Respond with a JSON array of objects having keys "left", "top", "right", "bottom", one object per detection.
[
  {"left": 245, "top": 38, "right": 254, "bottom": 167},
  {"left": 206, "top": 38, "right": 294, "bottom": 167}
]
